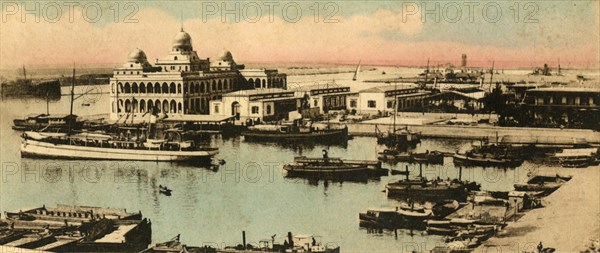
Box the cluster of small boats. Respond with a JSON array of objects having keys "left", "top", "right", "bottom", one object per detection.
[{"left": 142, "top": 232, "right": 340, "bottom": 253}]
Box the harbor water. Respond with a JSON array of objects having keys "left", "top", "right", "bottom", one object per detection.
[{"left": 0, "top": 90, "right": 540, "bottom": 252}]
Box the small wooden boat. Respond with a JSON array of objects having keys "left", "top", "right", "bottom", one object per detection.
[
  {"left": 378, "top": 150, "right": 444, "bottom": 164},
  {"left": 553, "top": 148, "right": 598, "bottom": 168},
  {"left": 159, "top": 185, "right": 172, "bottom": 196},
  {"left": 412, "top": 151, "right": 444, "bottom": 164},
  {"left": 377, "top": 149, "right": 411, "bottom": 162},
  {"left": 452, "top": 153, "right": 523, "bottom": 168},
  {"left": 514, "top": 175, "right": 568, "bottom": 194}
]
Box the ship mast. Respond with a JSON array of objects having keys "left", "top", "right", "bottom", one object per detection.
[
  {"left": 393, "top": 81, "right": 397, "bottom": 133},
  {"left": 22, "top": 65, "right": 27, "bottom": 82},
  {"left": 488, "top": 61, "right": 495, "bottom": 92},
  {"left": 68, "top": 66, "right": 75, "bottom": 133}
]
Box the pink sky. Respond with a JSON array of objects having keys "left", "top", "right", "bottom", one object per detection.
[{"left": 1, "top": 6, "right": 598, "bottom": 69}]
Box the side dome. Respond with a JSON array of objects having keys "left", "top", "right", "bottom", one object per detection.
[
  {"left": 127, "top": 48, "right": 148, "bottom": 63},
  {"left": 172, "top": 29, "right": 192, "bottom": 48},
  {"left": 219, "top": 50, "right": 234, "bottom": 62}
]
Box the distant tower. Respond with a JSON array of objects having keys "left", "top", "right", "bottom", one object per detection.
[{"left": 461, "top": 54, "right": 467, "bottom": 68}]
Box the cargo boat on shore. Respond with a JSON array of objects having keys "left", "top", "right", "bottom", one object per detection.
[
  {"left": 386, "top": 178, "right": 480, "bottom": 202},
  {"left": 513, "top": 174, "right": 571, "bottom": 195}
]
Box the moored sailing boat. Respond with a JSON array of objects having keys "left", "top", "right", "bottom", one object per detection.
[
  {"left": 20, "top": 130, "right": 218, "bottom": 161},
  {"left": 20, "top": 67, "right": 218, "bottom": 162},
  {"left": 352, "top": 60, "right": 361, "bottom": 81}
]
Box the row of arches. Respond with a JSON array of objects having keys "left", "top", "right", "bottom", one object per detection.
[
  {"left": 116, "top": 82, "right": 181, "bottom": 94},
  {"left": 114, "top": 99, "right": 183, "bottom": 114},
  {"left": 113, "top": 78, "right": 236, "bottom": 96},
  {"left": 185, "top": 78, "right": 234, "bottom": 94},
  {"left": 248, "top": 78, "right": 286, "bottom": 89}
]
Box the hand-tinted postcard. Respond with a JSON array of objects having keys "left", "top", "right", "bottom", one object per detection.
[{"left": 1, "top": 1, "right": 599, "bottom": 252}]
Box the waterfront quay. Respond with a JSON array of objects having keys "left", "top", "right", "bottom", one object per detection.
[
  {"left": 477, "top": 166, "right": 600, "bottom": 252},
  {"left": 344, "top": 119, "right": 600, "bottom": 144}
]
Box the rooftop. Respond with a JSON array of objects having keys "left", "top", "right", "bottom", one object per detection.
[
  {"left": 223, "top": 88, "right": 291, "bottom": 96},
  {"left": 163, "top": 114, "right": 235, "bottom": 122},
  {"left": 359, "top": 84, "right": 418, "bottom": 93},
  {"left": 528, "top": 87, "right": 600, "bottom": 93}
]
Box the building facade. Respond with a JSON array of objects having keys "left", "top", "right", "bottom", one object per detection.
[
  {"left": 209, "top": 88, "right": 300, "bottom": 124},
  {"left": 109, "top": 29, "right": 287, "bottom": 121},
  {"left": 293, "top": 85, "right": 356, "bottom": 114},
  {"left": 523, "top": 87, "right": 600, "bottom": 129},
  {"left": 347, "top": 84, "right": 429, "bottom": 114}
]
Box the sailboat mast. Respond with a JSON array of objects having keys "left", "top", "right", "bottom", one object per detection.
[
  {"left": 353, "top": 60, "right": 361, "bottom": 81},
  {"left": 22, "top": 65, "right": 27, "bottom": 81},
  {"left": 489, "top": 61, "right": 495, "bottom": 92},
  {"left": 70, "top": 67, "right": 75, "bottom": 116},
  {"left": 46, "top": 91, "right": 49, "bottom": 115},
  {"left": 393, "top": 82, "right": 397, "bottom": 133},
  {"left": 424, "top": 58, "right": 430, "bottom": 83}
]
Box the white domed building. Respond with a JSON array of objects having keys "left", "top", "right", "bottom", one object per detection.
[{"left": 109, "top": 29, "right": 287, "bottom": 122}]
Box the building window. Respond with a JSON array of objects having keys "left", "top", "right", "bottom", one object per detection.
[
  {"left": 368, "top": 100, "right": 377, "bottom": 108},
  {"left": 562, "top": 96, "right": 567, "bottom": 104},
  {"left": 314, "top": 99, "right": 318, "bottom": 107},
  {"left": 252, "top": 106, "right": 259, "bottom": 114},
  {"left": 214, "top": 105, "right": 219, "bottom": 113},
  {"left": 266, "top": 105, "right": 272, "bottom": 114},
  {"left": 387, "top": 100, "right": 394, "bottom": 109},
  {"left": 350, "top": 99, "right": 357, "bottom": 108}
]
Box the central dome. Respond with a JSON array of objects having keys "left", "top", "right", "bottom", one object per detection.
[
  {"left": 172, "top": 29, "right": 192, "bottom": 48},
  {"left": 127, "top": 48, "right": 147, "bottom": 63}
]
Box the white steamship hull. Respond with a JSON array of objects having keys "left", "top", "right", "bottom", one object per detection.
[{"left": 21, "top": 138, "right": 218, "bottom": 161}]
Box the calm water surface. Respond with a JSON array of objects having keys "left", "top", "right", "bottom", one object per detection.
[{"left": 0, "top": 94, "right": 540, "bottom": 252}]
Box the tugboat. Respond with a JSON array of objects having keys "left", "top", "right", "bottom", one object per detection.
[
  {"left": 376, "top": 126, "right": 421, "bottom": 148},
  {"left": 283, "top": 150, "right": 387, "bottom": 180},
  {"left": 242, "top": 119, "right": 348, "bottom": 144}
]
